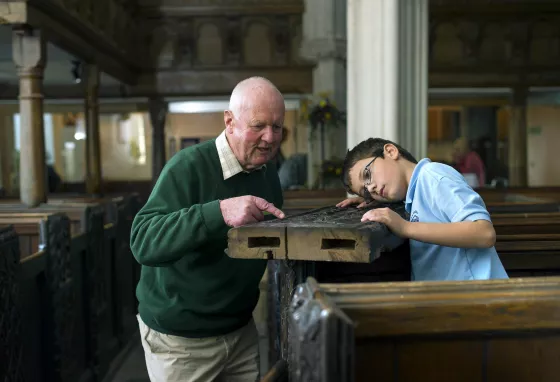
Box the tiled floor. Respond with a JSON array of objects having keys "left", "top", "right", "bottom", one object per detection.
[{"left": 106, "top": 329, "right": 269, "bottom": 382}]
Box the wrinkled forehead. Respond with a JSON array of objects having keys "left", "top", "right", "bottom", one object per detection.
[{"left": 239, "top": 93, "right": 285, "bottom": 120}]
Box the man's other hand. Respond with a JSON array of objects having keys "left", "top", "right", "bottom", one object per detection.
[{"left": 220, "top": 196, "right": 285, "bottom": 227}]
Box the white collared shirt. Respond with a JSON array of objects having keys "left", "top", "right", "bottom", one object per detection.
[{"left": 215, "top": 130, "right": 266, "bottom": 180}]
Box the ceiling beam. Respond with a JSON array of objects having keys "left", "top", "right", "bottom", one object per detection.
[
  {"left": 0, "top": 65, "right": 314, "bottom": 99},
  {"left": 135, "top": 67, "right": 314, "bottom": 96},
  {"left": 0, "top": 69, "right": 558, "bottom": 101},
  {"left": 141, "top": 4, "right": 303, "bottom": 18},
  {"left": 0, "top": 1, "right": 142, "bottom": 85}
]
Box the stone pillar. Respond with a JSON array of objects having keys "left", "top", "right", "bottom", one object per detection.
[
  {"left": 149, "top": 98, "right": 168, "bottom": 186},
  {"left": 508, "top": 87, "right": 528, "bottom": 187},
  {"left": 84, "top": 64, "right": 102, "bottom": 195},
  {"left": 12, "top": 27, "right": 47, "bottom": 207},
  {"left": 347, "top": 0, "right": 428, "bottom": 159},
  {"left": 301, "top": 0, "right": 347, "bottom": 188}
]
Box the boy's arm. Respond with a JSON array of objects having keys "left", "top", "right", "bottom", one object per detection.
[
  {"left": 403, "top": 220, "right": 495, "bottom": 248},
  {"left": 361, "top": 176, "right": 496, "bottom": 248}
]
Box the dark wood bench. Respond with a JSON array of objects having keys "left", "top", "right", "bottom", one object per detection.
[
  {"left": 284, "top": 276, "right": 560, "bottom": 382},
  {"left": 0, "top": 196, "right": 141, "bottom": 382},
  {"left": 2, "top": 212, "right": 99, "bottom": 382},
  {"left": 0, "top": 195, "right": 140, "bottom": 340},
  {"left": 260, "top": 204, "right": 560, "bottom": 368},
  {"left": 0, "top": 225, "right": 24, "bottom": 382}
]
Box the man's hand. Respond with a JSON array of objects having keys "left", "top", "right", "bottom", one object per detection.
[
  {"left": 336, "top": 196, "right": 369, "bottom": 208},
  {"left": 361, "top": 207, "right": 410, "bottom": 237},
  {"left": 220, "top": 196, "right": 285, "bottom": 227}
]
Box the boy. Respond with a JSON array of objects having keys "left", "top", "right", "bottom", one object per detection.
[{"left": 337, "top": 138, "right": 508, "bottom": 281}]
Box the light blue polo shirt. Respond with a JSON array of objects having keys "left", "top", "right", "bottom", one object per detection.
[{"left": 405, "top": 158, "right": 508, "bottom": 281}]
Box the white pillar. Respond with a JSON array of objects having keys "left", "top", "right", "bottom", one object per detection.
[{"left": 347, "top": 0, "right": 428, "bottom": 159}]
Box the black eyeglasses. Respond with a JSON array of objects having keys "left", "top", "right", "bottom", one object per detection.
[{"left": 362, "top": 157, "right": 377, "bottom": 203}]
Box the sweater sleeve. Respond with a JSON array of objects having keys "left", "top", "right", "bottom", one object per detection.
[{"left": 130, "top": 159, "right": 227, "bottom": 267}]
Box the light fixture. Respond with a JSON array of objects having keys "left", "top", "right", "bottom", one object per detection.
[
  {"left": 71, "top": 60, "right": 82, "bottom": 84},
  {"left": 74, "top": 117, "right": 86, "bottom": 140}
]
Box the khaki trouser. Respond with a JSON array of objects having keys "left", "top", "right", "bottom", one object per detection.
[{"left": 138, "top": 315, "right": 260, "bottom": 382}]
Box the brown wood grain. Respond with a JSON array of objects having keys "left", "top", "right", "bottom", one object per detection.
[
  {"left": 227, "top": 204, "right": 406, "bottom": 262},
  {"left": 321, "top": 277, "right": 560, "bottom": 337},
  {"left": 314, "top": 277, "right": 560, "bottom": 381}
]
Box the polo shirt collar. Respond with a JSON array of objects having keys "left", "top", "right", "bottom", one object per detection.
[
  {"left": 215, "top": 130, "right": 266, "bottom": 180},
  {"left": 405, "top": 158, "right": 431, "bottom": 212}
]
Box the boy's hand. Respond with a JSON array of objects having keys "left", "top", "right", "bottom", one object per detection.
[
  {"left": 361, "top": 207, "right": 410, "bottom": 237},
  {"left": 336, "top": 197, "right": 369, "bottom": 208}
]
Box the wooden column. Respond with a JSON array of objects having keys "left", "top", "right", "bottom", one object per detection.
[
  {"left": 84, "top": 64, "right": 102, "bottom": 195},
  {"left": 12, "top": 27, "right": 47, "bottom": 207},
  {"left": 149, "top": 98, "right": 168, "bottom": 185},
  {"left": 508, "top": 87, "right": 528, "bottom": 187}
]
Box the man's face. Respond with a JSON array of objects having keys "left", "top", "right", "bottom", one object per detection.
[{"left": 225, "top": 92, "right": 285, "bottom": 169}]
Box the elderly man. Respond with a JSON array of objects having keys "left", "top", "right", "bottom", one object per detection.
[{"left": 131, "top": 76, "right": 286, "bottom": 382}]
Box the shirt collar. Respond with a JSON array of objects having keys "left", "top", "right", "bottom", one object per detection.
[
  {"left": 404, "top": 158, "right": 431, "bottom": 212},
  {"left": 215, "top": 130, "right": 266, "bottom": 180}
]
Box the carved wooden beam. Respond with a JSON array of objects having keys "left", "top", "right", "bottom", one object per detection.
[
  {"left": 140, "top": 67, "right": 313, "bottom": 95},
  {"left": 430, "top": 0, "right": 560, "bottom": 15},
  {"left": 0, "top": 0, "right": 143, "bottom": 85},
  {"left": 227, "top": 204, "right": 408, "bottom": 262},
  {"left": 139, "top": 0, "right": 303, "bottom": 18}
]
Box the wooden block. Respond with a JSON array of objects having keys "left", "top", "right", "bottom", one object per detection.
[
  {"left": 227, "top": 203, "right": 408, "bottom": 263},
  {"left": 227, "top": 223, "right": 286, "bottom": 259},
  {"left": 286, "top": 205, "right": 407, "bottom": 262}
]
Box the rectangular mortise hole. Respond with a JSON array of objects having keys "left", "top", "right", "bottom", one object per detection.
[
  {"left": 321, "top": 239, "right": 356, "bottom": 250},
  {"left": 247, "top": 236, "right": 281, "bottom": 248}
]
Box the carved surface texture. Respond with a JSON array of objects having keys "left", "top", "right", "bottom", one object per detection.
[
  {"left": 43, "top": 213, "right": 79, "bottom": 382},
  {"left": 289, "top": 278, "right": 354, "bottom": 382},
  {"left": 257, "top": 203, "right": 407, "bottom": 228},
  {"left": 228, "top": 203, "right": 409, "bottom": 262},
  {"left": 145, "top": 14, "right": 303, "bottom": 69},
  {"left": 0, "top": 226, "right": 24, "bottom": 382},
  {"left": 85, "top": 206, "right": 105, "bottom": 375}
]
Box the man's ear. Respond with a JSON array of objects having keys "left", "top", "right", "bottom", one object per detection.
[{"left": 224, "top": 110, "right": 234, "bottom": 133}]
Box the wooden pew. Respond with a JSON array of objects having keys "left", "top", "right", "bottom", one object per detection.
[
  {"left": 258, "top": 204, "right": 560, "bottom": 368},
  {"left": 0, "top": 209, "right": 122, "bottom": 382},
  {"left": 287, "top": 277, "right": 560, "bottom": 382},
  {"left": 496, "top": 233, "right": 560, "bottom": 277},
  {"left": 0, "top": 195, "right": 141, "bottom": 345},
  {"left": 0, "top": 225, "right": 25, "bottom": 382},
  {"left": 14, "top": 213, "right": 95, "bottom": 382}
]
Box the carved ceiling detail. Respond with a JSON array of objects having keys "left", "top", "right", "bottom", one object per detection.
[
  {"left": 429, "top": 17, "right": 560, "bottom": 71},
  {"left": 430, "top": 0, "right": 560, "bottom": 5},
  {"left": 147, "top": 14, "right": 304, "bottom": 69}
]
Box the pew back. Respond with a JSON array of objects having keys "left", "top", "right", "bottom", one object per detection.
[
  {"left": 287, "top": 277, "right": 560, "bottom": 382},
  {"left": 0, "top": 193, "right": 142, "bottom": 382},
  {"left": 0, "top": 225, "right": 24, "bottom": 382}
]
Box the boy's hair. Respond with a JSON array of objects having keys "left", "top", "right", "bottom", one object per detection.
[{"left": 342, "top": 138, "right": 418, "bottom": 193}]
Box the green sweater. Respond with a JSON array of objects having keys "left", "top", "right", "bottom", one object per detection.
[{"left": 131, "top": 139, "right": 283, "bottom": 338}]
